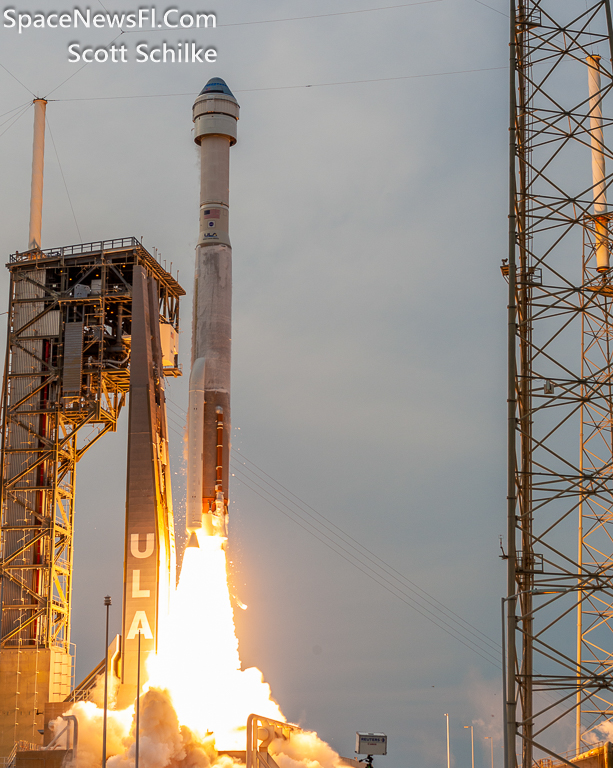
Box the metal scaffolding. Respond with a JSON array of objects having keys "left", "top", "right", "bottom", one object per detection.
[
  {"left": 0, "top": 238, "right": 183, "bottom": 751},
  {"left": 506, "top": 2, "right": 613, "bottom": 766}
]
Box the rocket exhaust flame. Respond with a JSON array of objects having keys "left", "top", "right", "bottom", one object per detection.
[
  {"left": 62, "top": 529, "right": 348, "bottom": 768},
  {"left": 147, "top": 534, "right": 284, "bottom": 749}
]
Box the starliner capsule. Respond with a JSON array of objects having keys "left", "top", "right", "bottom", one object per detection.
[{"left": 186, "top": 78, "right": 239, "bottom": 545}]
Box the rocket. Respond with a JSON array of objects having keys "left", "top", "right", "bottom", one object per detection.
[{"left": 186, "top": 78, "right": 239, "bottom": 545}]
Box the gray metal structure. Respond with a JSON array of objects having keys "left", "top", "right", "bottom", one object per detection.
[
  {"left": 0, "top": 238, "right": 183, "bottom": 753},
  {"left": 117, "top": 263, "right": 178, "bottom": 707},
  {"left": 506, "top": 3, "right": 613, "bottom": 767}
]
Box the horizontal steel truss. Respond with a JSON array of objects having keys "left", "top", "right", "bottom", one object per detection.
[{"left": 507, "top": 3, "right": 613, "bottom": 768}]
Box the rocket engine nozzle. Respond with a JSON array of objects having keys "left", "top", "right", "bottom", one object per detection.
[{"left": 185, "top": 360, "right": 229, "bottom": 541}]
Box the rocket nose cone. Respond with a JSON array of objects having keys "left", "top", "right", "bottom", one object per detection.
[{"left": 199, "top": 77, "right": 236, "bottom": 100}]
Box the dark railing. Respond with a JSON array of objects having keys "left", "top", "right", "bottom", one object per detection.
[
  {"left": 0, "top": 740, "right": 43, "bottom": 768},
  {"left": 63, "top": 658, "right": 105, "bottom": 704},
  {"left": 10, "top": 237, "right": 143, "bottom": 263}
]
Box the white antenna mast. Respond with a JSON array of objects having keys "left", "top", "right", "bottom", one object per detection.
[{"left": 28, "top": 98, "right": 47, "bottom": 250}]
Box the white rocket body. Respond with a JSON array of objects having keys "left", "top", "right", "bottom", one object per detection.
[{"left": 187, "top": 79, "right": 239, "bottom": 543}]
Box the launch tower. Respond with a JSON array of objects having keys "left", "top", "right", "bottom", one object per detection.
[
  {"left": 506, "top": 2, "right": 613, "bottom": 766},
  {"left": 0, "top": 236, "right": 184, "bottom": 752}
]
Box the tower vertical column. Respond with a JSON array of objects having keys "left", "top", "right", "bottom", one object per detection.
[{"left": 117, "top": 267, "right": 174, "bottom": 708}]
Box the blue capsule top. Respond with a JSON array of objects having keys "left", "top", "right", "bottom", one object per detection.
[{"left": 199, "top": 78, "right": 236, "bottom": 98}]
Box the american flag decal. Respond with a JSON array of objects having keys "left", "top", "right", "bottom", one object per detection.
[{"left": 203, "top": 209, "right": 221, "bottom": 218}]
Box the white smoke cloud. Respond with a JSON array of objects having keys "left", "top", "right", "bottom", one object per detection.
[
  {"left": 270, "top": 731, "right": 347, "bottom": 768},
  {"left": 61, "top": 701, "right": 133, "bottom": 768},
  {"left": 60, "top": 694, "right": 352, "bottom": 768},
  {"left": 585, "top": 720, "right": 613, "bottom": 745},
  {"left": 63, "top": 691, "right": 245, "bottom": 768},
  {"left": 108, "top": 689, "right": 186, "bottom": 768}
]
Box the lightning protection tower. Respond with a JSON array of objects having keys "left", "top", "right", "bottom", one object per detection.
[{"left": 506, "top": 2, "right": 613, "bottom": 767}]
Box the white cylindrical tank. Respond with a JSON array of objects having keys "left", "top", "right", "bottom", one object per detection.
[
  {"left": 587, "top": 55, "right": 609, "bottom": 272},
  {"left": 28, "top": 99, "right": 47, "bottom": 251},
  {"left": 188, "top": 79, "right": 239, "bottom": 541}
]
